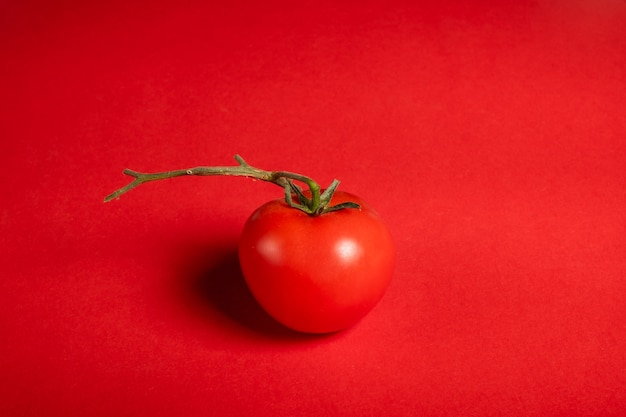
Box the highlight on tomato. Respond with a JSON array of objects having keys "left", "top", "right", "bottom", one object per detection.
[{"left": 105, "top": 155, "right": 395, "bottom": 333}]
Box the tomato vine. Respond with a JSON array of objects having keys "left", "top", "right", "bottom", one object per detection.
[{"left": 104, "top": 155, "right": 360, "bottom": 215}]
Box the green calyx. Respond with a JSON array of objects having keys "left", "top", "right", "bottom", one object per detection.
[{"left": 104, "top": 154, "right": 360, "bottom": 216}]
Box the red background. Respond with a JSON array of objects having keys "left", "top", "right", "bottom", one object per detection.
[{"left": 2, "top": 0, "right": 625, "bottom": 416}]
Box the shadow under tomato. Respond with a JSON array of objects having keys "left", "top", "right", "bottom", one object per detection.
[{"left": 172, "top": 239, "right": 326, "bottom": 342}]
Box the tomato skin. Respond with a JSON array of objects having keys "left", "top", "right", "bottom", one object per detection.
[{"left": 238, "top": 191, "right": 395, "bottom": 333}]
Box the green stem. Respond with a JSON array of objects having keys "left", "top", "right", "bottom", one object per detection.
[{"left": 104, "top": 155, "right": 359, "bottom": 215}]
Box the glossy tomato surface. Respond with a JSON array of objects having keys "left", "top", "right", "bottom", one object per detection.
[{"left": 238, "top": 191, "right": 395, "bottom": 333}]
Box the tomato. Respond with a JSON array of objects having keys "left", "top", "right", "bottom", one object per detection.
[
  {"left": 105, "top": 155, "right": 395, "bottom": 333},
  {"left": 238, "top": 191, "right": 395, "bottom": 333}
]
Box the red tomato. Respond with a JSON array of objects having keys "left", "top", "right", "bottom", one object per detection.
[{"left": 238, "top": 191, "right": 395, "bottom": 333}]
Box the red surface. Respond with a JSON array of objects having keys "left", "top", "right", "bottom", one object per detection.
[{"left": 2, "top": 0, "right": 625, "bottom": 416}]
